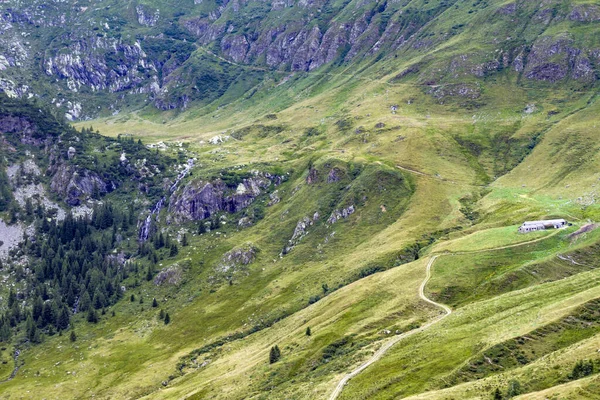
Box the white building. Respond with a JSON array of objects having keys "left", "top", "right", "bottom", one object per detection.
[{"left": 518, "top": 219, "right": 567, "bottom": 233}]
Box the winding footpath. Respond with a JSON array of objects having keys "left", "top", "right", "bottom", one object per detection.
[
  {"left": 328, "top": 256, "right": 450, "bottom": 400},
  {"left": 329, "top": 230, "right": 563, "bottom": 400}
]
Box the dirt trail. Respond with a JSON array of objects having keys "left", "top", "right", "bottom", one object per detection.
[
  {"left": 328, "top": 255, "right": 449, "bottom": 400},
  {"left": 328, "top": 230, "right": 563, "bottom": 400}
]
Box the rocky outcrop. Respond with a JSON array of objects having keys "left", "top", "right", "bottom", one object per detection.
[
  {"left": 327, "top": 168, "right": 342, "bottom": 183},
  {"left": 183, "top": 18, "right": 226, "bottom": 43},
  {"left": 569, "top": 5, "right": 600, "bottom": 22},
  {"left": 154, "top": 265, "right": 183, "bottom": 286},
  {"left": 327, "top": 205, "right": 355, "bottom": 224},
  {"left": 281, "top": 213, "right": 319, "bottom": 255},
  {"left": 136, "top": 5, "right": 160, "bottom": 27},
  {"left": 49, "top": 164, "right": 112, "bottom": 206},
  {"left": 0, "top": 0, "right": 598, "bottom": 116},
  {"left": 0, "top": 116, "right": 44, "bottom": 146},
  {"left": 169, "top": 173, "right": 282, "bottom": 222},
  {"left": 306, "top": 167, "right": 318, "bottom": 184},
  {"left": 221, "top": 35, "right": 250, "bottom": 63},
  {"left": 217, "top": 243, "right": 258, "bottom": 273},
  {"left": 268, "top": 190, "right": 280, "bottom": 206},
  {"left": 497, "top": 2, "right": 517, "bottom": 15},
  {"left": 44, "top": 36, "right": 152, "bottom": 93},
  {"left": 524, "top": 36, "right": 596, "bottom": 83}
]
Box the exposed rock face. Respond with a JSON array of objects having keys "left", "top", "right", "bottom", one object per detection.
[
  {"left": 221, "top": 35, "right": 250, "bottom": 63},
  {"left": 497, "top": 2, "right": 517, "bottom": 15},
  {"left": 282, "top": 215, "right": 315, "bottom": 255},
  {"left": 327, "top": 205, "right": 355, "bottom": 224},
  {"left": 217, "top": 243, "right": 258, "bottom": 273},
  {"left": 0, "top": 116, "right": 45, "bottom": 146},
  {"left": 0, "top": 218, "right": 24, "bottom": 259},
  {"left": 569, "top": 5, "right": 600, "bottom": 22},
  {"left": 268, "top": 190, "right": 280, "bottom": 206},
  {"left": 327, "top": 168, "right": 342, "bottom": 183},
  {"left": 44, "top": 36, "right": 152, "bottom": 93},
  {"left": 524, "top": 36, "right": 595, "bottom": 83},
  {"left": 154, "top": 265, "right": 183, "bottom": 286},
  {"left": 0, "top": 0, "right": 597, "bottom": 116},
  {"left": 50, "top": 164, "right": 111, "bottom": 206},
  {"left": 136, "top": 5, "right": 160, "bottom": 27},
  {"left": 306, "top": 167, "right": 318, "bottom": 184},
  {"left": 169, "top": 173, "right": 281, "bottom": 222}
]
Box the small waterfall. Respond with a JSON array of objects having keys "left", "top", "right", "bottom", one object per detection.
[
  {"left": 139, "top": 196, "right": 165, "bottom": 242},
  {"left": 72, "top": 296, "right": 80, "bottom": 314},
  {"left": 139, "top": 159, "right": 194, "bottom": 242},
  {"left": 170, "top": 158, "right": 194, "bottom": 193}
]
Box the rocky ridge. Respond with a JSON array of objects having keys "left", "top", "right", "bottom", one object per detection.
[{"left": 0, "top": 0, "right": 597, "bottom": 116}]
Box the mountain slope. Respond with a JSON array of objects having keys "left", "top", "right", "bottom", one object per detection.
[
  {"left": 1, "top": 1, "right": 600, "bottom": 400},
  {"left": 0, "top": 0, "right": 598, "bottom": 118}
]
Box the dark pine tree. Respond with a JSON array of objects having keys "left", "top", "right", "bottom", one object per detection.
[
  {"left": 170, "top": 243, "right": 179, "bottom": 257},
  {"left": 269, "top": 345, "right": 281, "bottom": 364},
  {"left": 87, "top": 308, "right": 98, "bottom": 324}
]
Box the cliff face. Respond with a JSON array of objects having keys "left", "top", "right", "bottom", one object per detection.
[
  {"left": 169, "top": 173, "right": 283, "bottom": 223},
  {"left": 0, "top": 0, "right": 598, "bottom": 117}
]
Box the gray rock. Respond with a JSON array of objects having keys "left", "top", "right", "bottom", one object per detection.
[
  {"left": 169, "top": 173, "right": 281, "bottom": 222},
  {"left": 49, "top": 164, "right": 110, "bottom": 206},
  {"left": 136, "top": 5, "right": 160, "bottom": 27},
  {"left": 327, "top": 205, "right": 355, "bottom": 224},
  {"left": 154, "top": 265, "right": 182, "bottom": 286},
  {"left": 569, "top": 5, "right": 600, "bottom": 22}
]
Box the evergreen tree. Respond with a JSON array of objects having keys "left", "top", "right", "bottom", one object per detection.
[
  {"left": 87, "top": 308, "right": 98, "bottom": 324},
  {"left": 493, "top": 388, "right": 502, "bottom": 400},
  {"left": 130, "top": 294, "right": 135, "bottom": 302},
  {"left": 269, "top": 345, "right": 281, "bottom": 364},
  {"left": 0, "top": 318, "right": 11, "bottom": 342},
  {"left": 152, "top": 298, "right": 158, "bottom": 308},
  {"left": 170, "top": 243, "right": 179, "bottom": 257},
  {"left": 79, "top": 291, "right": 91, "bottom": 312},
  {"left": 182, "top": 234, "right": 188, "bottom": 247},
  {"left": 57, "top": 307, "right": 70, "bottom": 331},
  {"left": 70, "top": 330, "right": 77, "bottom": 342},
  {"left": 93, "top": 290, "right": 106, "bottom": 310},
  {"left": 41, "top": 301, "right": 55, "bottom": 327},
  {"left": 159, "top": 309, "right": 165, "bottom": 320},
  {"left": 32, "top": 327, "right": 42, "bottom": 343},
  {"left": 7, "top": 289, "right": 15, "bottom": 308},
  {"left": 305, "top": 327, "right": 311, "bottom": 336},
  {"left": 32, "top": 296, "right": 43, "bottom": 321},
  {"left": 27, "top": 315, "right": 41, "bottom": 342},
  {"left": 164, "top": 313, "right": 170, "bottom": 324},
  {"left": 25, "top": 198, "right": 33, "bottom": 216}
]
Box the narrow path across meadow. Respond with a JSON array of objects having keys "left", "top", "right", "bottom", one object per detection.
[{"left": 328, "top": 229, "right": 562, "bottom": 400}]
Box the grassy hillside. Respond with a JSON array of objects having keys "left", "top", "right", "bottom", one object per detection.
[{"left": 1, "top": 1, "right": 600, "bottom": 399}]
